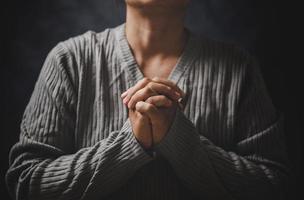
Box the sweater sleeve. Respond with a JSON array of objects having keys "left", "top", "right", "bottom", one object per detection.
[
  {"left": 5, "top": 43, "right": 153, "bottom": 200},
  {"left": 154, "top": 55, "right": 290, "bottom": 200}
]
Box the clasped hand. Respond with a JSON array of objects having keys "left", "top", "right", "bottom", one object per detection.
[{"left": 121, "top": 77, "right": 185, "bottom": 149}]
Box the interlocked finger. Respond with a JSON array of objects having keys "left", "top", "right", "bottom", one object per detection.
[
  {"left": 145, "top": 95, "right": 172, "bottom": 107},
  {"left": 135, "top": 101, "right": 159, "bottom": 122},
  {"left": 122, "top": 77, "right": 151, "bottom": 104},
  {"left": 152, "top": 77, "right": 186, "bottom": 98},
  {"left": 128, "top": 82, "right": 181, "bottom": 109}
]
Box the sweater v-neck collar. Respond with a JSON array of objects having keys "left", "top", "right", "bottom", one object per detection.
[{"left": 114, "top": 23, "right": 199, "bottom": 86}]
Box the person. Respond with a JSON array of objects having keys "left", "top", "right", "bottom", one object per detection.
[{"left": 6, "top": 0, "right": 290, "bottom": 199}]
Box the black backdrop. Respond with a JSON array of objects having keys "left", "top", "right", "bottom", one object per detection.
[{"left": 1, "top": 0, "right": 303, "bottom": 199}]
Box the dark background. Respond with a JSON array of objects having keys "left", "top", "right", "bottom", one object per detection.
[{"left": 1, "top": 0, "right": 303, "bottom": 199}]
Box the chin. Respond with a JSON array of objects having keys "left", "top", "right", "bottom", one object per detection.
[{"left": 125, "top": 0, "right": 190, "bottom": 8}]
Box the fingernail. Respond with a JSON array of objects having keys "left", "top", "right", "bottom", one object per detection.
[{"left": 175, "top": 91, "right": 181, "bottom": 98}]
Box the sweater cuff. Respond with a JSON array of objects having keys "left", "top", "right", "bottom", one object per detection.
[
  {"left": 121, "top": 118, "right": 156, "bottom": 161},
  {"left": 154, "top": 108, "right": 201, "bottom": 162},
  {"left": 153, "top": 109, "right": 231, "bottom": 199}
]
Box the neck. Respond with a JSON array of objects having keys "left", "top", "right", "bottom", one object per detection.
[{"left": 125, "top": 5, "right": 188, "bottom": 65}]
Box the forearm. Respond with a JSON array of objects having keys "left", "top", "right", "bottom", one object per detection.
[
  {"left": 154, "top": 109, "right": 289, "bottom": 200},
  {"left": 6, "top": 119, "right": 153, "bottom": 200}
]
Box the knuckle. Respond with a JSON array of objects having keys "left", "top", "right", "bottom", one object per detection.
[
  {"left": 152, "top": 77, "right": 160, "bottom": 81},
  {"left": 128, "top": 99, "right": 134, "bottom": 107},
  {"left": 130, "top": 95, "right": 138, "bottom": 103},
  {"left": 142, "top": 77, "right": 151, "bottom": 84},
  {"left": 135, "top": 101, "right": 144, "bottom": 110},
  {"left": 146, "top": 97, "right": 154, "bottom": 104},
  {"left": 166, "top": 86, "right": 173, "bottom": 92},
  {"left": 146, "top": 104, "right": 154, "bottom": 112},
  {"left": 143, "top": 86, "right": 151, "bottom": 94},
  {"left": 132, "top": 90, "right": 143, "bottom": 100},
  {"left": 147, "top": 81, "right": 154, "bottom": 88},
  {"left": 137, "top": 89, "right": 145, "bottom": 96},
  {"left": 146, "top": 86, "right": 156, "bottom": 95}
]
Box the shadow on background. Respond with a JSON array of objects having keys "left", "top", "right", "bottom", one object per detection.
[{"left": 1, "top": 0, "right": 302, "bottom": 199}]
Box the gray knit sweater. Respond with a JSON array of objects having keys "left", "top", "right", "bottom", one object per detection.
[{"left": 6, "top": 23, "right": 289, "bottom": 200}]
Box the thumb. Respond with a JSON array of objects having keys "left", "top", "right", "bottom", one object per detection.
[{"left": 135, "top": 101, "right": 160, "bottom": 123}]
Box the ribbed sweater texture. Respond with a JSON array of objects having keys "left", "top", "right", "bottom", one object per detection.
[{"left": 6, "top": 23, "right": 290, "bottom": 200}]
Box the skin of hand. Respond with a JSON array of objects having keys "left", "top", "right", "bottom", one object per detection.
[
  {"left": 128, "top": 108, "right": 153, "bottom": 149},
  {"left": 121, "top": 77, "right": 185, "bottom": 146},
  {"left": 121, "top": 77, "right": 185, "bottom": 109}
]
